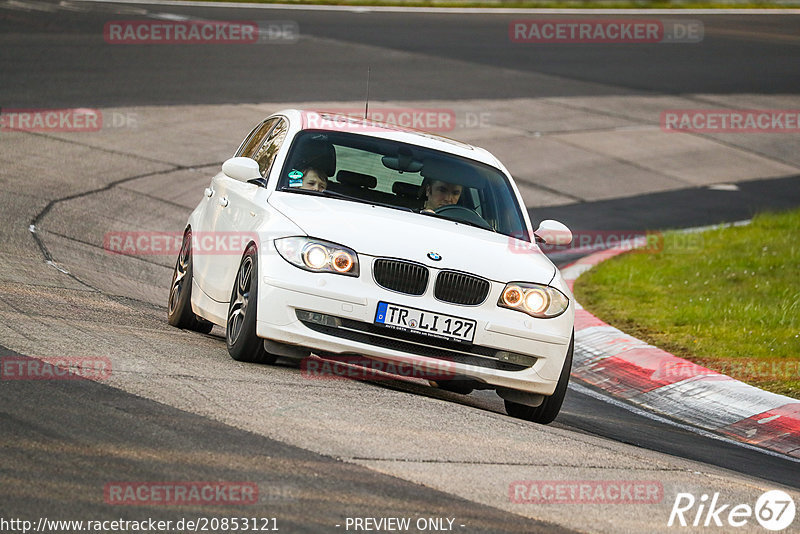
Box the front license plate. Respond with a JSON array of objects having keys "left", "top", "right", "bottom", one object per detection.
[{"left": 374, "top": 302, "right": 476, "bottom": 344}]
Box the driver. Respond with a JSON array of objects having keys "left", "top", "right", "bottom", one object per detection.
[{"left": 421, "top": 178, "right": 462, "bottom": 212}]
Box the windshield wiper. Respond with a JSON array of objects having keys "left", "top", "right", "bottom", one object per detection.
[
  {"left": 419, "top": 210, "right": 497, "bottom": 232},
  {"left": 279, "top": 188, "right": 413, "bottom": 212}
]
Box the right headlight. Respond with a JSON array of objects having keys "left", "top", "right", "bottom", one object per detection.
[
  {"left": 498, "top": 282, "right": 569, "bottom": 318},
  {"left": 274, "top": 237, "right": 359, "bottom": 277}
]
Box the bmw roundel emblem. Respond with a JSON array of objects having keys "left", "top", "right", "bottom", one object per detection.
[{"left": 427, "top": 252, "right": 442, "bottom": 261}]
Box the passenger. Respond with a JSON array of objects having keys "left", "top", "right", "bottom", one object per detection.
[
  {"left": 420, "top": 178, "right": 462, "bottom": 212},
  {"left": 299, "top": 167, "right": 328, "bottom": 192}
]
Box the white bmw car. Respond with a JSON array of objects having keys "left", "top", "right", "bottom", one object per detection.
[{"left": 168, "top": 109, "right": 575, "bottom": 423}]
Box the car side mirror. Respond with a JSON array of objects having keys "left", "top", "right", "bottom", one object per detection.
[
  {"left": 534, "top": 220, "right": 572, "bottom": 246},
  {"left": 222, "top": 157, "right": 261, "bottom": 182}
]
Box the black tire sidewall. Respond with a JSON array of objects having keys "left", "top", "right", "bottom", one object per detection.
[
  {"left": 226, "top": 245, "right": 270, "bottom": 362},
  {"left": 167, "top": 230, "right": 195, "bottom": 328}
]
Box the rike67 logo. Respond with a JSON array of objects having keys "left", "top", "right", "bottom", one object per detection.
[{"left": 668, "top": 490, "right": 796, "bottom": 531}]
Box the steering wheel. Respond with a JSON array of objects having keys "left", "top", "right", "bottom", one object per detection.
[{"left": 434, "top": 205, "right": 493, "bottom": 231}]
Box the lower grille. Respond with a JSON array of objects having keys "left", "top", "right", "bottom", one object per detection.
[
  {"left": 298, "top": 314, "right": 534, "bottom": 371},
  {"left": 434, "top": 270, "right": 490, "bottom": 306}
]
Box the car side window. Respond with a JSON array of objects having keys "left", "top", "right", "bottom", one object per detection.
[
  {"left": 237, "top": 118, "right": 278, "bottom": 159},
  {"left": 253, "top": 119, "right": 288, "bottom": 179}
]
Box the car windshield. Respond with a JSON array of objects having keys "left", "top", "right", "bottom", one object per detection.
[{"left": 278, "top": 130, "right": 530, "bottom": 241}]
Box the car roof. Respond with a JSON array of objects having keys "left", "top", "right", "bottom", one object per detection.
[{"left": 273, "top": 109, "right": 503, "bottom": 169}]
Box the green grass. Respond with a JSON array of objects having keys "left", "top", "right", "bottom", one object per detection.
[
  {"left": 574, "top": 209, "right": 800, "bottom": 399},
  {"left": 183, "top": 0, "right": 800, "bottom": 8}
]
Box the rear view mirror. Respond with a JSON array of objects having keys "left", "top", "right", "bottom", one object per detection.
[
  {"left": 382, "top": 147, "right": 423, "bottom": 173},
  {"left": 222, "top": 157, "right": 261, "bottom": 182},
  {"left": 534, "top": 220, "right": 572, "bottom": 246}
]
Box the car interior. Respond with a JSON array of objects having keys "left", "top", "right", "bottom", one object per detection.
[{"left": 279, "top": 130, "right": 530, "bottom": 240}]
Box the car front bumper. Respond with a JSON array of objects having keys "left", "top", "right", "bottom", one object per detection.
[{"left": 256, "top": 251, "right": 574, "bottom": 396}]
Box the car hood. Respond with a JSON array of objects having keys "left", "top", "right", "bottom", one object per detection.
[{"left": 268, "top": 192, "right": 555, "bottom": 284}]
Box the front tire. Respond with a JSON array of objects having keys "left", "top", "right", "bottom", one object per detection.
[
  {"left": 226, "top": 245, "right": 277, "bottom": 364},
  {"left": 167, "top": 229, "right": 214, "bottom": 334},
  {"left": 504, "top": 332, "right": 573, "bottom": 424}
]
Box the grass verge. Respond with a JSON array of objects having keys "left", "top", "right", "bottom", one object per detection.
[{"left": 573, "top": 209, "right": 800, "bottom": 399}]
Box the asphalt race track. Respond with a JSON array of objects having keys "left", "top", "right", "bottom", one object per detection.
[
  {"left": 1, "top": 3, "right": 799, "bottom": 533},
  {"left": 2, "top": 5, "right": 800, "bottom": 106}
]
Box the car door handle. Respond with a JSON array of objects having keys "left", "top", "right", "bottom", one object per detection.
[
  {"left": 219, "top": 197, "right": 229, "bottom": 207},
  {"left": 204, "top": 187, "right": 214, "bottom": 198}
]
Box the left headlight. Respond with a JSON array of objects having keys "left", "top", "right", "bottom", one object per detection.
[
  {"left": 498, "top": 282, "right": 569, "bottom": 318},
  {"left": 274, "top": 237, "right": 359, "bottom": 277}
]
